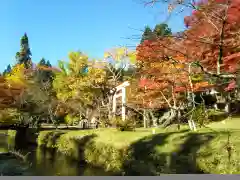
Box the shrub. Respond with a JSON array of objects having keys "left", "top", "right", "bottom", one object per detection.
[
  {"left": 190, "top": 106, "right": 227, "bottom": 126},
  {"left": 112, "top": 117, "right": 136, "bottom": 131},
  {"left": 99, "top": 117, "right": 111, "bottom": 128},
  {"left": 191, "top": 104, "right": 209, "bottom": 126},
  {"left": 64, "top": 114, "right": 80, "bottom": 126},
  {"left": 207, "top": 109, "right": 228, "bottom": 122}
]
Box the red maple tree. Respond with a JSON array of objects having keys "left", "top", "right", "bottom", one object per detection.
[{"left": 135, "top": 0, "right": 240, "bottom": 109}]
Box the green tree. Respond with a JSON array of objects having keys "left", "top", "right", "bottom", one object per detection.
[
  {"left": 3, "top": 64, "right": 12, "bottom": 76},
  {"left": 140, "top": 26, "right": 154, "bottom": 44},
  {"left": 46, "top": 60, "right": 52, "bottom": 67},
  {"left": 36, "top": 58, "right": 54, "bottom": 83},
  {"left": 16, "top": 33, "right": 32, "bottom": 69},
  {"left": 153, "top": 23, "right": 172, "bottom": 37}
]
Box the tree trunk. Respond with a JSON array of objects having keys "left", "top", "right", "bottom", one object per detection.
[
  {"left": 159, "top": 109, "right": 176, "bottom": 127},
  {"left": 188, "top": 120, "right": 193, "bottom": 130},
  {"left": 177, "top": 110, "right": 181, "bottom": 130},
  {"left": 188, "top": 117, "right": 197, "bottom": 131},
  {"left": 162, "top": 109, "right": 177, "bottom": 127},
  {"left": 224, "top": 102, "right": 230, "bottom": 114},
  {"left": 149, "top": 111, "right": 158, "bottom": 127},
  {"left": 191, "top": 120, "right": 197, "bottom": 131},
  {"left": 143, "top": 109, "right": 148, "bottom": 128}
]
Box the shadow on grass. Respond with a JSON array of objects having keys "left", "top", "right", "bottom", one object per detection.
[
  {"left": 169, "top": 132, "right": 215, "bottom": 174},
  {"left": 123, "top": 130, "right": 186, "bottom": 175},
  {"left": 123, "top": 130, "right": 220, "bottom": 175}
]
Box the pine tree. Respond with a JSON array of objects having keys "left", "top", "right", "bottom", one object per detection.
[
  {"left": 140, "top": 26, "right": 154, "bottom": 44},
  {"left": 37, "top": 58, "right": 54, "bottom": 83},
  {"left": 39, "top": 58, "right": 46, "bottom": 66},
  {"left": 16, "top": 33, "right": 32, "bottom": 69},
  {"left": 3, "top": 64, "right": 12, "bottom": 76},
  {"left": 46, "top": 60, "right": 52, "bottom": 67},
  {"left": 153, "top": 23, "right": 172, "bottom": 37}
]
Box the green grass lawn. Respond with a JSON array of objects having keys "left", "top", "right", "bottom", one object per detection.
[{"left": 36, "top": 118, "right": 240, "bottom": 174}]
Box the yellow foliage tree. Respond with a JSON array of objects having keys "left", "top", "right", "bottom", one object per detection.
[
  {"left": 5, "top": 64, "right": 28, "bottom": 88},
  {"left": 53, "top": 51, "right": 106, "bottom": 109},
  {"left": 104, "top": 47, "right": 136, "bottom": 66}
]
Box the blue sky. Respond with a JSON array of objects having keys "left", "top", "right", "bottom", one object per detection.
[{"left": 0, "top": 0, "right": 190, "bottom": 72}]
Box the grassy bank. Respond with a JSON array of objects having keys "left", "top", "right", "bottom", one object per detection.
[{"left": 36, "top": 119, "right": 240, "bottom": 174}]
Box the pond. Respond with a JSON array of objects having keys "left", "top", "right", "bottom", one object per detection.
[{"left": 0, "top": 132, "right": 115, "bottom": 176}]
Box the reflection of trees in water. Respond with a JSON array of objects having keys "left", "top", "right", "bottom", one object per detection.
[
  {"left": 7, "top": 137, "right": 15, "bottom": 150},
  {"left": 0, "top": 155, "right": 31, "bottom": 175},
  {"left": 33, "top": 147, "right": 114, "bottom": 176},
  {"left": 0, "top": 134, "right": 115, "bottom": 176},
  {"left": 34, "top": 148, "right": 79, "bottom": 175}
]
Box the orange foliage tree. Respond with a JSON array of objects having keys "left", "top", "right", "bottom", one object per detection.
[
  {"left": 136, "top": 38, "right": 208, "bottom": 128},
  {"left": 135, "top": 0, "right": 240, "bottom": 127},
  {"left": 180, "top": 0, "right": 240, "bottom": 112}
]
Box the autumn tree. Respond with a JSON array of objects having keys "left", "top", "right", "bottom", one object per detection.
[
  {"left": 53, "top": 51, "right": 106, "bottom": 122},
  {"left": 136, "top": 38, "right": 197, "bottom": 128},
  {"left": 136, "top": 0, "right": 240, "bottom": 129},
  {"left": 172, "top": 0, "right": 240, "bottom": 112},
  {"left": 144, "top": 0, "right": 240, "bottom": 76}
]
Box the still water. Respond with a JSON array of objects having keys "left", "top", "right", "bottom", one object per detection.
[{"left": 0, "top": 133, "right": 115, "bottom": 176}]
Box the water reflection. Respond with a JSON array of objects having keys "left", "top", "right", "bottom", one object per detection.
[{"left": 0, "top": 134, "right": 115, "bottom": 176}]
